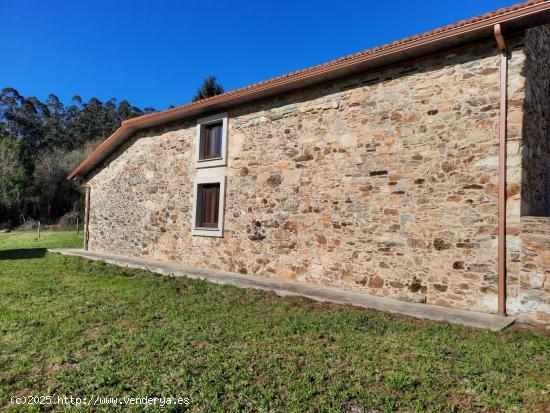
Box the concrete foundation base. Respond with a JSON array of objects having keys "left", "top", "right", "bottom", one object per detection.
[{"left": 49, "top": 248, "right": 516, "bottom": 331}]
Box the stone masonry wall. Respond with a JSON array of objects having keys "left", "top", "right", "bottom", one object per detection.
[
  {"left": 510, "top": 25, "right": 550, "bottom": 325},
  {"left": 520, "top": 25, "right": 550, "bottom": 217},
  {"left": 519, "top": 217, "right": 550, "bottom": 324},
  {"left": 87, "top": 36, "right": 533, "bottom": 318}
]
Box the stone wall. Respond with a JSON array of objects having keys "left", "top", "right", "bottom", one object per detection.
[
  {"left": 518, "top": 217, "right": 550, "bottom": 324},
  {"left": 521, "top": 25, "right": 550, "bottom": 216},
  {"left": 510, "top": 25, "right": 550, "bottom": 325},
  {"left": 87, "top": 35, "right": 536, "bottom": 319}
]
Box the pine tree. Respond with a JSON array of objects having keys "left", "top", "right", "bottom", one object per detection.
[{"left": 192, "top": 75, "right": 224, "bottom": 102}]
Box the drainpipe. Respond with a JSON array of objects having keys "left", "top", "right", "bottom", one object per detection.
[
  {"left": 84, "top": 185, "right": 91, "bottom": 251},
  {"left": 494, "top": 24, "right": 507, "bottom": 316}
]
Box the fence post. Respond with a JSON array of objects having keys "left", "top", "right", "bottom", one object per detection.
[
  {"left": 84, "top": 186, "right": 91, "bottom": 251},
  {"left": 37, "top": 221, "right": 41, "bottom": 239}
]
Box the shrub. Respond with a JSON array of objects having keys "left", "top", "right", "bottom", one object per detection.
[{"left": 57, "top": 212, "right": 81, "bottom": 230}]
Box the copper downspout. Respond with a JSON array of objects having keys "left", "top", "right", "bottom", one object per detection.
[
  {"left": 84, "top": 186, "right": 91, "bottom": 251},
  {"left": 494, "top": 24, "right": 507, "bottom": 316}
]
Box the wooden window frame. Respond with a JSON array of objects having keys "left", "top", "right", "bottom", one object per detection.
[
  {"left": 191, "top": 175, "right": 226, "bottom": 237},
  {"left": 195, "top": 113, "right": 228, "bottom": 168}
]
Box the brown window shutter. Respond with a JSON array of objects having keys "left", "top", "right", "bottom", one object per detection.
[
  {"left": 202, "top": 123, "right": 223, "bottom": 160},
  {"left": 200, "top": 183, "right": 220, "bottom": 228}
]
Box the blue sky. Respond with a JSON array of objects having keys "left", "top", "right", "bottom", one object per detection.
[{"left": 1, "top": 0, "right": 516, "bottom": 110}]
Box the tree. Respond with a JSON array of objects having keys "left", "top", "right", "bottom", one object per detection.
[
  {"left": 0, "top": 137, "right": 29, "bottom": 226},
  {"left": 0, "top": 88, "right": 46, "bottom": 152},
  {"left": 43, "top": 94, "right": 66, "bottom": 149},
  {"left": 0, "top": 87, "right": 156, "bottom": 226},
  {"left": 192, "top": 75, "right": 224, "bottom": 102},
  {"left": 32, "top": 148, "right": 84, "bottom": 221},
  {"left": 115, "top": 100, "right": 144, "bottom": 124},
  {"left": 0, "top": 137, "right": 20, "bottom": 177}
]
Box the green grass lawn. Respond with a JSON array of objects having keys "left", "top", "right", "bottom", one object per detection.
[{"left": 0, "top": 230, "right": 549, "bottom": 412}]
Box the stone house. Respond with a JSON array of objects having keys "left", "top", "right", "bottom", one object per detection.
[{"left": 69, "top": 1, "right": 550, "bottom": 325}]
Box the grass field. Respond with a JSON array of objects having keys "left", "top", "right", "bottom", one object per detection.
[{"left": 0, "top": 230, "right": 549, "bottom": 412}]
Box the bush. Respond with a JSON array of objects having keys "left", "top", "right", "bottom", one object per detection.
[
  {"left": 16, "top": 219, "right": 39, "bottom": 231},
  {"left": 57, "top": 212, "right": 82, "bottom": 230}
]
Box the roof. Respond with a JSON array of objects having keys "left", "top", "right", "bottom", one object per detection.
[{"left": 69, "top": 0, "right": 550, "bottom": 180}]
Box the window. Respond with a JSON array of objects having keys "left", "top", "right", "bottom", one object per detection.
[
  {"left": 202, "top": 123, "right": 223, "bottom": 160},
  {"left": 198, "top": 183, "right": 219, "bottom": 228},
  {"left": 193, "top": 113, "right": 228, "bottom": 236},
  {"left": 195, "top": 113, "right": 228, "bottom": 168},
  {"left": 192, "top": 176, "right": 226, "bottom": 237}
]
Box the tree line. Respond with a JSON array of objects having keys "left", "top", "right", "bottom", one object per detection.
[
  {"left": 0, "top": 87, "right": 156, "bottom": 228},
  {"left": 0, "top": 77, "right": 224, "bottom": 229}
]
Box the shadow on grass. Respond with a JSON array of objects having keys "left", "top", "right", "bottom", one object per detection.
[{"left": 0, "top": 248, "right": 47, "bottom": 260}]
